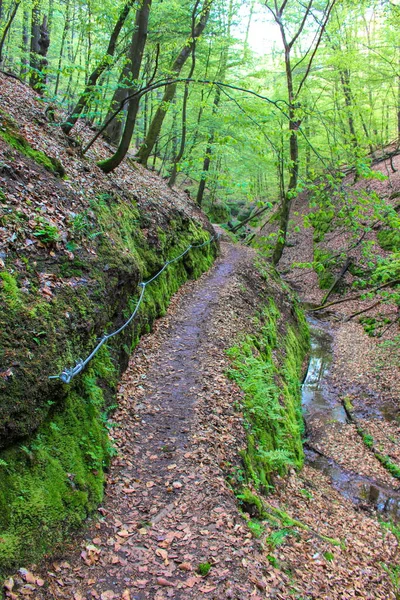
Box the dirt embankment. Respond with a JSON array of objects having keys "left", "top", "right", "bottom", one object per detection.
[{"left": 0, "top": 73, "right": 216, "bottom": 570}]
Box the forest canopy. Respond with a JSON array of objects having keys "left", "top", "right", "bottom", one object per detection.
[{"left": 0, "top": 0, "right": 399, "bottom": 262}]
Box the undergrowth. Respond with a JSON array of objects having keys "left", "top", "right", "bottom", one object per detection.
[{"left": 227, "top": 297, "right": 309, "bottom": 492}]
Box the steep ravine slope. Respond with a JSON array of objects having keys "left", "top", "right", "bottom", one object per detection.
[{"left": 0, "top": 74, "right": 217, "bottom": 570}]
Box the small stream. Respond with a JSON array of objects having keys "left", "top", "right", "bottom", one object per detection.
[{"left": 302, "top": 316, "right": 400, "bottom": 521}]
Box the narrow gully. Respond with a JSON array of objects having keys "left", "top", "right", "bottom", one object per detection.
[{"left": 302, "top": 315, "right": 400, "bottom": 521}]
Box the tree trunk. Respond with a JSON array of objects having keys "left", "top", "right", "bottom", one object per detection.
[
  {"left": 20, "top": 8, "right": 29, "bottom": 79},
  {"left": 62, "top": 0, "right": 136, "bottom": 134},
  {"left": 32, "top": 14, "right": 50, "bottom": 93},
  {"left": 267, "top": 0, "right": 336, "bottom": 265},
  {"left": 0, "top": 0, "right": 21, "bottom": 66},
  {"left": 98, "top": 0, "right": 151, "bottom": 173},
  {"left": 136, "top": 0, "right": 212, "bottom": 167},
  {"left": 103, "top": 60, "right": 131, "bottom": 145},
  {"left": 272, "top": 51, "right": 299, "bottom": 265},
  {"left": 54, "top": 0, "right": 70, "bottom": 96},
  {"left": 29, "top": 0, "right": 41, "bottom": 89},
  {"left": 196, "top": 0, "right": 233, "bottom": 205},
  {"left": 340, "top": 69, "right": 357, "bottom": 148},
  {"left": 196, "top": 86, "right": 220, "bottom": 207}
]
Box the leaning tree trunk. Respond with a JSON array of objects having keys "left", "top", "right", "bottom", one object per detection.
[
  {"left": 98, "top": 0, "right": 151, "bottom": 173},
  {"left": 103, "top": 59, "right": 131, "bottom": 145},
  {"left": 0, "top": 0, "right": 21, "bottom": 66},
  {"left": 61, "top": 0, "right": 136, "bottom": 134},
  {"left": 136, "top": 0, "right": 212, "bottom": 167}
]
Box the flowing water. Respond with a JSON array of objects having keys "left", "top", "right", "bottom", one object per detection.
[{"left": 302, "top": 316, "right": 400, "bottom": 521}]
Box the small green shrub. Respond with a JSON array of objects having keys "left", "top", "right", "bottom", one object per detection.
[
  {"left": 197, "top": 562, "right": 212, "bottom": 576},
  {"left": 247, "top": 519, "right": 264, "bottom": 538},
  {"left": 33, "top": 219, "right": 60, "bottom": 244}
]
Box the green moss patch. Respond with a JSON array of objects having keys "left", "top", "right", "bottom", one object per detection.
[
  {"left": 0, "top": 356, "right": 111, "bottom": 571},
  {"left": 0, "top": 111, "right": 65, "bottom": 177}
]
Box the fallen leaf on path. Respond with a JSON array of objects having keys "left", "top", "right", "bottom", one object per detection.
[{"left": 156, "top": 577, "right": 175, "bottom": 587}]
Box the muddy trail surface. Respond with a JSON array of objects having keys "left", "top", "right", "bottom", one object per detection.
[{"left": 8, "top": 242, "right": 268, "bottom": 600}]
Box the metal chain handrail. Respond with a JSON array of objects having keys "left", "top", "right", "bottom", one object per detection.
[{"left": 49, "top": 233, "right": 219, "bottom": 384}]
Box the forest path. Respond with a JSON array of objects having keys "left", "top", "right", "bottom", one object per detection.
[
  {"left": 13, "top": 242, "right": 267, "bottom": 600},
  {"left": 7, "top": 240, "right": 399, "bottom": 600}
]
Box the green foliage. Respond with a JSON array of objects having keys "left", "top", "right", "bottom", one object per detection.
[
  {"left": 197, "top": 562, "right": 212, "bottom": 576},
  {"left": 375, "top": 453, "right": 400, "bottom": 480},
  {"left": 305, "top": 207, "right": 335, "bottom": 242},
  {"left": 313, "top": 248, "right": 337, "bottom": 290},
  {"left": 0, "top": 271, "right": 22, "bottom": 310},
  {"left": 381, "top": 563, "right": 400, "bottom": 600},
  {"left": 362, "top": 433, "right": 374, "bottom": 449},
  {"left": 266, "top": 528, "right": 291, "bottom": 549},
  {"left": 323, "top": 551, "right": 335, "bottom": 562},
  {"left": 247, "top": 519, "right": 265, "bottom": 538},
  {"left": 33, "top": 218, "right": 61, "bottom": 244},
  {"left": 227, "top": 297, "right": 308, "bottom": 490},
  {"left": 378, "top": 229, "right": 400, "bottom": 252}
]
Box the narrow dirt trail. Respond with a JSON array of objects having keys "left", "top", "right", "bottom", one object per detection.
[{"left": 14, "top": 243, "right": 267, "bottom": 600}]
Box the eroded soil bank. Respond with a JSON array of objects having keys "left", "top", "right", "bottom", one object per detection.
[{"left": 3, "top": 241, "right": 399, "bottom": 600}]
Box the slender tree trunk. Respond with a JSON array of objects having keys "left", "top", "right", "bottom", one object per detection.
[
  {"left": 86, "top": 0, "right": 92, "bottom": 82},
  {"left": 48, "top": 0, "right": 54, "bottom": 33},
  {"left": 29, "top": 0, "right": 41, "bottom": 89},
  {"left": 54, "top": 0, "right": 70, "bottom": 96},
  {"left": 62, "top": 0, "right": 76, "bottom": 106},
  {"left": 196, "top": 86, "right": 220, "bottom": 207},
  {"left": 20, "top": 8, "right": 29, "bottom": 79},
  {"left": 186, "top": 40, "right": 212, "bottom": 157},
  {"left": 103, "top": 58, "right": 131, "bottom": 145},
  {"left": 62, "top": 0, "right": 136, "bottom": 134},
  {"left": 98, "top": 0, "right": 151, "bottom": 173},
  {"left": 397, "top": 52, "right": 400, "bottom": 139},
  {"left": 267, "top": 0, "right": 336, "bottom": 265},
  {"left": 32, "top": 14, "right": 50, "bottom": 93},
  {"left": 0, "top": 0, "right": 20, "bottom": 65},
  {"left": 196, "top": 0, "right": 232, "bottom": 205},
  {"left": 168, "top": 4, "right": 198, "bottom": 187},
  {"left": 340, "top": 69, "right": 357, "bottom": 148},
  {"left": 272, "top": 98, "right": 299, "bottom": 265},
  {"left": 243, "top": 0, "right": 255, "bottom": 60},
  {"left": 136, "top": 0, "right": 212, "bottom": 167}
]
